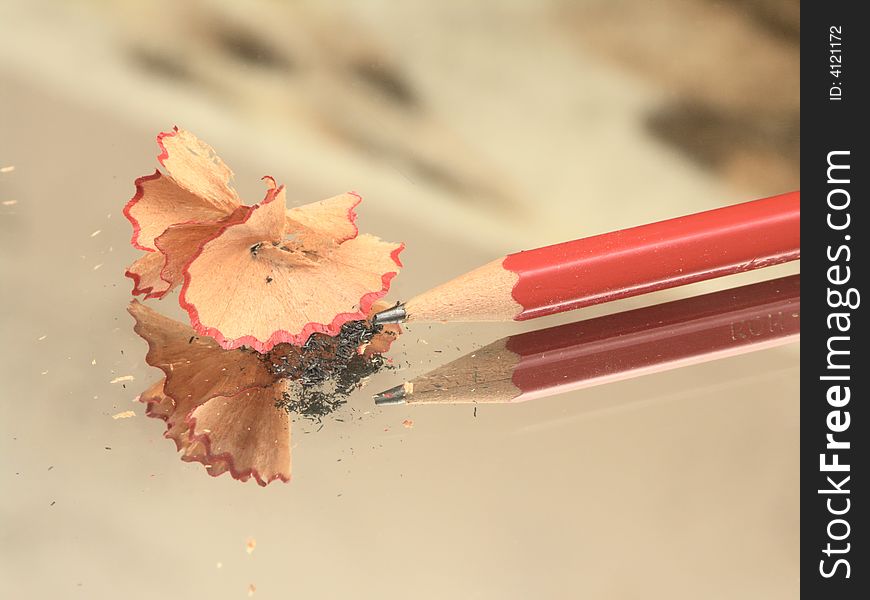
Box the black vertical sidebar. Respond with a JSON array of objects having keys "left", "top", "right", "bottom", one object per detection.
[{"left": 801, "top": 4, "right": 867, "bottom": 597}]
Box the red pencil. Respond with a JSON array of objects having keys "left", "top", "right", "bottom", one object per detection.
[
  {"left": 374, "top": 274, "right": 800, "bottom": 405},
  {"left": 373, "top": 191, "right": 800, "bottom": 324}
]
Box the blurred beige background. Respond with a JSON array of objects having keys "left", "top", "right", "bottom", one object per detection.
[{"left": 1, "top": 1, "right": 798, "bottom": 598}]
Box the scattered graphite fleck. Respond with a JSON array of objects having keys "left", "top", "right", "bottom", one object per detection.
[{"left": 267, "top": 319, "right": 394, "bottom": 423}]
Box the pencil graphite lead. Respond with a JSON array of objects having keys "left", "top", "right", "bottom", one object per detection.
[
  {"left": 371, "top": 303, "right": 407, "bottom": 325},
  {"left": 373, "top": 383, "right": 409, "bottom": 405}
]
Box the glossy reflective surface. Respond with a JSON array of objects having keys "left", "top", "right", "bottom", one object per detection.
[{"left": 1, "top": 1, "right": 799, "bottom": 598}]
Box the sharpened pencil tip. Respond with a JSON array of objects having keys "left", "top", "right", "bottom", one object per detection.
[
  {"left": 371, "top": 303, "right": 407, "bottom": 325},
  {"left": 373, "top": 384, "right": 408, "bottom": 405}
]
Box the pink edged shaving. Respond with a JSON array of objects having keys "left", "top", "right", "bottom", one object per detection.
[
  {"left": 179, "top": 187, "right": 404, "bottom": 352},
  {"left": 285, "top": 191, "right": 361, "bottom": 248},
  {"left": 137, "top": 377, "right": 251, "bottom": 482},
  {"left": 180, "top": 438, "right": 249, "bottom": 482},
  {"left": 123, "top": 169, "right": 231, "bottom": 252},
  {"left": 155, "top": 127, "right": 241, "bottom": 213},
  {"left": 186, "top": 382, "right": 292, "bottom": 486},
  {"left": 126, "top": 251, "right": 171, "bottom": 299},
  {"left": 123, "top": 128, "right": 256, "bottom": 300},
  {"left": 129, "top": 302, "right": 286, "bottom": 484},
  {"left": 137, "top": 377, "right": 191, "bottom": 450},
  {"left": 153, "top": 206, "right": 252, "bottom": 291},
  {"left": 139, "top": 378, "right": 174, "bottom": 420},
  {"left": 128, "top": 301, "right": 274, "bottom": 439},
  {"left": 129, "top": 299, "right": 401, "bottom": 486}
]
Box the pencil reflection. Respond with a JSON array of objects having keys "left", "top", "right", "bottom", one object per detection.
[{"left": 374, "top": 275, "right": 800, "bottom": 405}]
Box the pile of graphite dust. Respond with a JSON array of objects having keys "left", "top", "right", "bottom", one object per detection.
[{"left": 263, "top": 319, "right": 394, "bottom": 423}]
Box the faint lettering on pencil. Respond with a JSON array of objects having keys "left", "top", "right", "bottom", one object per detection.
[{"left": 729, "top": 312, "right": 787, "bottom": 341}]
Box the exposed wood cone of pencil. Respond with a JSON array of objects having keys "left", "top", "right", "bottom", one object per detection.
[
  {"left": 374, "top": 274, "right": 800, "bottom": 406},
  {"left": 372, "top": 191, "right": 800, "bottom": 326}
]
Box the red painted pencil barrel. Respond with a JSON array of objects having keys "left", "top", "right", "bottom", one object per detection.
[
  {"left": 503, "top": 191, "right": 800, "bottom": 320},
  {"left": 508, "top": 274, "right": 801, "bottom": 400}
]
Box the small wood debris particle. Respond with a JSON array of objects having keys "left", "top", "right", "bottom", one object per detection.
[
  {"left": 0, "top": 165, "right": 15, "bottom": 173},
  {"left": 93, "top": 264, "right": 103, "bottom": 270},
  {"left": 37, "top": 335, "right": 47, "bottom": 341},
  {"left": 402, "top": 419, "right": 414, "bottom": 429},
  {"left": 248, "top": 584, "right": 256, "bottom": 597},
  {"left": 246, "top": 538, "right": 256, "bottom": 554},
  {"left": 112, "top": 410, "right": 136, "bottom": 419},
  {"left": 417, "top": 339, "right": 429, "bottom": 345},
  {"left": 41, "top": 370, "right": 48, "bottom": 375},
  {"left": 90, "top": 229, "right": 102, "bottom": 237},
  {"left": 110, "top": 375, "right": 135, "bottom": 384},
  {"left": 50, "top": 501, "right": 56, "bottom": 506},
  {"left": 1, "top": 200, "right": 18, "bottom": 206}
]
